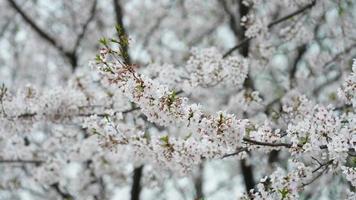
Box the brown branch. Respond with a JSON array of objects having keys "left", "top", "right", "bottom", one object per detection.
[
  {"left": 0, "top": 14, "right": 16, "bottom": 39},
  {"left": 311, "top": 159, "right": 333, "bottom": 173},
  {"left": 223, "top": 0, "right": 317, "bottom": 58},
  {"left": 312, "top": 70, "right": 342, "bottom": 96},
  {"left": 225, "top": 139, "right": 356, "bottom": 158},
  {"left": 6, "top": 0, "right": 66, "bottom": 52},
  {"left": 223, "top": 38, "right": 251, "bottom": 58},
  {"left": 290, "top": 44, "right": 307, "bottom": 88},
  {"left": 321, "top": 42, "right": 356, "bottom": 69},
  {"left": 72, "top": 0, "right": 97, "bottom": 54},
  {"left": 77, "top": 106, "right": 140, "bottom": 117},
  {"left": 301, "top": 159, "right": 333, "bottom": 187},
  {"left": 51, "top": 182, "right": 73, "bottom": 200},
  {"left": 243, "top": 137, "right": 292, "bottom": 148},
  {"left": 112, "top": 2, "right": 144, "bottom": 200},
  {"left": 113, "top": 0, "right": 131, "bottom": 65},
  {"left": 4, "top": 105, "right": 140, "bottom": 121},
  {"left": 0, "top": 159, "right": 43, "bottom": 165},
  {"left": 194, "top": 163, "right": 204, "bottom": 200},
  {"left": 131, "top": 165, "right": 143, "bottom": 200},
  {"left": 221, "top": 147, "right": 248, "bottom": 159},
  {"left": 142, "top": 14, "right": 167, "bottom": 47},
  {"left": 225, "top": 1, "right": 257, "bottom": 192},
  {"left": 219, "top": 0, "right": 241, "bottom": 39},
  {"left": 267, "top": 0, "right": 316, "bottom": 28},
  {"left": 7, "top": 0, "right": 98, "bottom": 70}
]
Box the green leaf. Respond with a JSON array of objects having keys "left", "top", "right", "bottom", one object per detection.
[
  {"left": 110, "top": 38, "right": 120, "bottom": 44},
  {"left": 278, "top": 188, "right": 289, "bottom": 200},
  {"left": 95, "top": 54, "right": 102, "bottom": 62},
  {"left": 184, "top": 133, "right": 192, "bottom": 140},
  {"left": 160, "top": 135, "right": 169, "bottom": 145},
  {"left": 135, "top": 82, "right": 145, "bottom": 93},
  {"left": 99, "top": 37, "right": 108, "bottom": 46}
]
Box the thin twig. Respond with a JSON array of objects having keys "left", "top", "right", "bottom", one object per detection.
[
  {"left": 243, "top": 137, "right": 292, "bottom": 148},
  {"left": 51, "top": 182, "right": 73, "bottom": 199},
  {"left": 7, "top": 0, "right": 67, "bottom": 53},
  {"left": 301, "top": 159, "right": 333, "bottom": 187},
  {"left": 221, "top": 147, "right": 248, "bottom": 159},
  {"left": 72, "top": 0, "right": 97, "bottom": 53},
  {"left": 0, "top": 159, "right": 43, "bottom": 165}
]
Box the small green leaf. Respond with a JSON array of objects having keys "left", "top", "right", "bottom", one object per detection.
[
  {"left": 299, "top": 136, "right": 309, "bottom": 145},
  {"left": 135, "top": 83, "right": 145, "bottom": 93},
  {"left": 160, "top": 135, "right": 169, "bottom": 145},
  {"left": 110, "top": 38, "right": 120, "bottom": 44},
  {"left": 99, "top": 37, "right": 108, "bottom": 46},
  {"left": 278, "top": 188, "right": 289, "bottom": 200},
  {"left": 95, "top": 54, "right": 102, "bottom": 62},
  {"left": 184, "top": 133, "right": 192, "bottom": 140}
]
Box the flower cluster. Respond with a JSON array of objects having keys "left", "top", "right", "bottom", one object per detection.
[
  {"left": 184, "top": 48, "right": 249, "bottom": 89},
  {"left": 338, "top": 59, "right": 356, "bottom": 107},
  {"left": 341, "top": 166, "right": 356, "bottom": 187},
  {"left": 92, "top": 37, "right": 356, "bottom": 199},
  {"left": 242, "top": 162, "right": 313, "bottom": 200}
]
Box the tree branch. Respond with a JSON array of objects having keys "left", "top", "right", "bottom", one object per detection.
[
  {"left": 224, "top": 138, "right": 356, "bottom": 158},
  {"left": 289, "top": 44, "right": 307, "bottom": 88},
  {"left": 113, "top": 0, "right": 131, "bottom": 65},
  {"left": 194, "top": 163, "right": 204, "bottom": 200},
  {"left": 0, "top": 159, "right": 43, "bottom": 165},
  {"left": 7, "top": 0, "right": 67, "bottom": 53},
  {"left": 301, "top": 159, "right": 333, "bottom": 187},
  {"left": 72, "top": 0, "right": 97, "bottom": 54},
  {"left": 51, "top": 182, "right": 74, "bottom": 200},
  {"left": 223, "top": 0, "right": 317, "bottom": 57},
  {"left": 219, "top": 0, "right": 241, "bottom": 39},
  {"left": 131, "top": 165, "right": 143, "bottom": 200},
  {"left": 243, "top": 137, "right": 292, "bottom": 148},
  {"left": 267, "top": 0, "right": 316, "bottom": 28},
  {"left": 7, "top": 0, "right": 98, "bottom": 70}
]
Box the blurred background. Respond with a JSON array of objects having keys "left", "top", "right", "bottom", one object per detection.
[{"left": 0, "top": 0, "right": 356, "bottom": 199}]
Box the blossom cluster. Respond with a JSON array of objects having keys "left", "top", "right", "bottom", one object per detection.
[
  {"left": 338, "top": 59, "right": 356, "bottom": 107},
  {"left": 95, "top": 42, "right": 356, "bottom": 190},
  {"left": 184, "top": 47, "right": 249, "bottom": 89},
  {"left": 241, "top": 162, "right": 313, "bottom": 199}
]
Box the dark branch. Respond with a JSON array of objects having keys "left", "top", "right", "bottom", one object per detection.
[
  {"left": 301, "top": 159, "right": 333, "bottom": 187},
  {"left": 7, "top": 0, "right": 98, "bottom": 70},
  {"left": 223, "top": 0, "right": 317, "bottom": 57},
  {"left": 0, "top": 14, "right": 15, "bottom": 39},
  {"left": 131, "top": 165, "right": 143, "bottom": 200},
  {"left": 311, "top": 159, "right": 333, "bottom": 173},
  {"left": 112, "top": 2, "right": 143, "bottom": 200},
  {"left": 194, "top": 163, "right": 204, "bottom": 200},
  {"left": 289, "top": 44, "right": 307, "bottom": 88},
  {"left": 9, "top": 105, "right": 140, "bottom": 120},
  {"left": 51, "top": 182, "right": 74, "bottom": 200},
  {"left": 223, "top": 38, "right": 251, "bottom": 58},
  {"left": 0, "top": 159, "right": 43, "bottom": 165},
  {"left": 73, "top": 0, "right": 97, "bottom": 54},
  {"left": 7, "top": 0, "right": 66, "bottom": 53},
  {"left": 113, "top": 0, "right": 131, "bottom": 65},
  {"left": 267, "top": 0, "right": 316, "bottom": 28},
  {"left": 243, "top": 137, "right": 292, "bottom": 148},
  {"left": 221, "top": 147, "right": 248, "bottom": 159},
  {"left": 224, "top": 139, "right": 356, "bottom": 158},
  {"left": 322, "top": 42, "right": 356, "bottom": 69},
  {"left": 219, "top": 0, "right": 241, "bottom": 39}
]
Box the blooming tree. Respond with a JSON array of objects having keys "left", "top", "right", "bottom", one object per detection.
[{"left": 0, "top": 0, "right": 356, "bottom": 199}]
